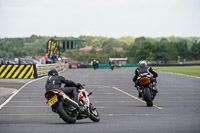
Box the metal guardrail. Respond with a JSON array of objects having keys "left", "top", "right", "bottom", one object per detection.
[
  {"left": 36, "top": 63, "right": 68, "bottom": 77},
  {"left": 89, "top": 63, "right": 200, "bottom": 69},
  {"left": 89, "top": 64, "right": 138, "bottom": 69},
  {"left": 36, "top": 64, "right": 56, "bottom": 77}
]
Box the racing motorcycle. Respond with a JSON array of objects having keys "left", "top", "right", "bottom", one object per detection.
[
  {"left": 137, "top": 73, "right": 157, "bottom": 107},
  {"left": 44, "top": 84, "right": 100, "bottom": 123},
  {"left": 110, "top": 64, "right": 114, "bottom": 70}
]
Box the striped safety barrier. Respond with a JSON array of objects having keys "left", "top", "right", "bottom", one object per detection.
[{"left": 0, "top": 64, "right": 37, "bottom": 79}]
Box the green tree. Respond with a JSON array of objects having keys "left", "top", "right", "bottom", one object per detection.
[
  {"left": 0, "top": 50, "right": 14, "bottom": 58},
  {"left": 166, "top": 42, "right": 178, "bottom": 61},
  {"left": 175, "top": 40, "right": 189, "bottom": 60},
  {"left": 126, "top": 44, "right": 138, "bottom": 63},
  {"left": 189, "top": 41, "right": 200, "bottom": 60},
  {"left": 134, "top": 37, "right": 146, "bottom": 47},
  {"left": 154, "top": 39, "right": 170, "bottom": 63},
  {"left": 135, "top": 41, "right": 156, "bottom": 62}
]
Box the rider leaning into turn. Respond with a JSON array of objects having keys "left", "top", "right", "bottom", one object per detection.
[
  {"left": 133, "top": 60, "right": 158, "bottom": 98},
  {"left": 45, "top": 69, "right": 82, "bottom": 103}
]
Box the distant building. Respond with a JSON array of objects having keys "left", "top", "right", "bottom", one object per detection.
[
  {"left": 113, "top": 47, "right": 123, "bottom": 52},
  {"left": 109, "top": 58, "right": 128, "bottom": 65},
  {"left": 95, "top": 48, "right": 102, "bottom": 52},
  {"left": 80, "top": 46, "right": 93, "bottom": 51},
  {"left": 80, "top": 45, "right": 102, "bottom": 52}
]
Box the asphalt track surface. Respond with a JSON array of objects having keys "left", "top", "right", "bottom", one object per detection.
[{"left": 0, "top": 69, "right": 200, "bottom": 133}]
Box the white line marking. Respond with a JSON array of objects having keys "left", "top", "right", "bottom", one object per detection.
[
  {"left": 0, "top": 69, "right": 67, "bottom": 110},
  {"left": 0, "top": 69, "right": 66, "bottom": 110},
  {"left": 0, "top": 77, "right": 46, "bottom": 109}
]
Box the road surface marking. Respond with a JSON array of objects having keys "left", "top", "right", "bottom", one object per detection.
[
  {"left": 112, "top": 86, "right": 163, "bottom": 110},
  {"left": 12, "top": 89, "right": 18, "bottom": 94},
  {"left": 0, "top": 68, "right": 66, "bottom": 110},
  {"left": 0, "top": 74, "right": 48, "bottom": 109}
]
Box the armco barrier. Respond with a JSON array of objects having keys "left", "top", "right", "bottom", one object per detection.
[
  {"left": 90, "top": 64, "right": 138, "bottom": 69},
  {"left": 0, "top": 64, "right": 37, "bottom": 79},
  {"left": 89, "top": 63, "right": 200, "bottom": 69},
  {"left": 36, "top": 63, "right": 68, "bottom": 77},
  {"left": 36, "top": 64, "right": 56, "bottom": 77}
]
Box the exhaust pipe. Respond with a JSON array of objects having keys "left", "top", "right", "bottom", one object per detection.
[{"left": 63, "top": 95, "right": 79, "bottom": 109}]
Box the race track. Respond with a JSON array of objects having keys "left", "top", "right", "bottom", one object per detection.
[{"left": 0, "top": 69, "right": 200, "bottom": 133}]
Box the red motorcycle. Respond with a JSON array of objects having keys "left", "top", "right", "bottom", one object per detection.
[{"left": 45, "top": 85, "right": 100, "bottom": 123}]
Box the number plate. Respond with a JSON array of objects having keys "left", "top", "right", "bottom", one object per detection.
[{"left": 48, "top": 95, "right": 58, "bottom": 106}]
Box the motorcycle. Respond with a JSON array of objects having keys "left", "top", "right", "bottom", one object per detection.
[
  {"left": 44, "top": 84, "right": 100, "bottom": 123},
  {"left": 137, "top": 73, "right": 157, "bottom": 107},
  {"left": 93, "top": 64, "right": 98, "bottom": 70},
  {"left": 110, "top": 64, "right": 114, "bottom": 70}
]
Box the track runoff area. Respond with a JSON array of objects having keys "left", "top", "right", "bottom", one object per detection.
[{"left": 0, "top": 69, "right": 200, "bottom": 133}]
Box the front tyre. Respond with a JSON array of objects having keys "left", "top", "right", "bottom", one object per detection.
[
  {"left": 89, "top": 103, "right": 100, "bottom": 122},
  {"left": 56, "top": 101, "right": 77, "bottom": 123},
  {"left": 143, "top": 87, "right": 153, "bottom": 107}
]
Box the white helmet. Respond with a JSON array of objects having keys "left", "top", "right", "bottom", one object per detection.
[{"left": 139, "top": 60, "right": 147, "bottom": 68}]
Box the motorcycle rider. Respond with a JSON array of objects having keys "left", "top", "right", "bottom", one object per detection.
[
  {"left": 45, "top": 69, "right": 82, "bottom": 104},
  {"left": 109, "top": 60, "right": 114, "bottom": 70},
  {"left": 133, "top": 60, "right": 158, "bottom": 98},
  {"left": 93, "top": 60, "right": 97, "bottom": 70}
]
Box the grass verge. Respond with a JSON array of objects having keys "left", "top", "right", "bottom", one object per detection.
[{"left": 153, "top": 66, "right": 200, "bottom": 77}]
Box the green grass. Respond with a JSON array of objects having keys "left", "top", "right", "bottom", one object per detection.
[
  {"left": 185, "top": 60, "right": 200, "bottom": 64},
  {"left": 153, "top": 66, "right": 200, "bottom": 77}
]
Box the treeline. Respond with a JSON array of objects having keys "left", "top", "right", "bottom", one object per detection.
[{"left": 0, "top": 35, "right": 200, "bottom": 64}]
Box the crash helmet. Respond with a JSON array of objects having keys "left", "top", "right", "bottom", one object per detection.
[
  {"left": 138, "top": 60, "right": 147, "bottom": 68},
  {"left": 48, "top": 69, "right": 58, "bottom": 76}
]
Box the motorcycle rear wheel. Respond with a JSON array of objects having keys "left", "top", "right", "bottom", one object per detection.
[
  {"left": 56, "top": 101, "right": 77, "bottom": 123},
  {"left": 143, "top": 87, "right": 153, "bottom": 107},
  {"left": 89, "top": 103, "right": 100, "bottom": 122}
]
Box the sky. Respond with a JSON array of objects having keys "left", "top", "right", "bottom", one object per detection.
[{"left": 0, "top": 0, "right": 200, "bottom": 38}]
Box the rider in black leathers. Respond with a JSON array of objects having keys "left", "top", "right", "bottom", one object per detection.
[
  {"left": 45, "top": 69, "right": 82, "bottom": 103},
  {"left": 133, "top": 60, "right": 158, "bottom": 98}
]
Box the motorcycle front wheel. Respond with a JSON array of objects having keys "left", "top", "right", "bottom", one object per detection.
[
  {"left": 89, "top": 103, "right": 100, "bottom": 122},
  {"left": 143, "top": 87, "right": 153, "bottom": 107},
  {"left": 56, "top": 101, "right": 77, "bottom": 123}
]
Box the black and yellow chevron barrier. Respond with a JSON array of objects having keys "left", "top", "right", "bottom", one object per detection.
[{"left": 0, "top": 64, "right": 37, "bottom": 79}]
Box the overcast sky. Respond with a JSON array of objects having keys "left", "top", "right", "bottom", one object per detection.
[{"left": 0, "top": 0, "right": 200, "bottom": 38}]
